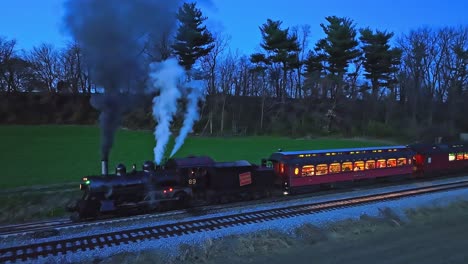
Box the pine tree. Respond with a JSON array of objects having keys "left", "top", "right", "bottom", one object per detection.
[
  {"left": 252, "top": 19, "right": 300, "bottom": 99},
  {"left": 313, "top": 16, "right": 360, "bottom": 133},
  {"left": 359, "top": 28, "right": 401, "bottom": 98},
  {"left": 172, "top": 2, "right": 214, "bottom": 71},
  {"left": 315, "top": 16, "right": 361, "bottom": 98}
]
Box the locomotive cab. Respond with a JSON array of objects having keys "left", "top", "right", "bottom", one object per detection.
[{"left": 267, "top": 153, "right": 292, "bottom": 195}]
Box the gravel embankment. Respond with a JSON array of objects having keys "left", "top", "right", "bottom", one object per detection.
[
  {"left": 9, "top": 181, "right": 468, "bottom": 264},
  {"left": 93, "top": 197, "right": 468, "bottom": 264}
]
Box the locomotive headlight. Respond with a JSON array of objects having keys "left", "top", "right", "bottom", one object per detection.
[
  {"left": 82, "top": 177, "right": 88, "bottom": 181},
  {"left": 80, "top": 180, "right": 91, "bottom": 190}
]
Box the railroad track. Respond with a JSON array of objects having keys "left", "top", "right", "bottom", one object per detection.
[
  {"left": 0, "top": 185, "right": 380, "bottom": 237},
  {"left": 0, "top": 209, "right": 187, "bottom": 238},
  {"left": 3, "top": 174, "right": 467, "bottom": 237},
  {"left": 2, "top": 179, "right": 468, "bottom": 263},
  {"left": 0, "top": 219, "right": 71, "bottom": 237}
]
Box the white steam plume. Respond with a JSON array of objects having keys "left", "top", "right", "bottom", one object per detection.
[
  {"left": 170, "top": 81, "right": 204, "bottom": 157},
  {"left": 148, "top": 58, "right": 185, "bottom": 164}
]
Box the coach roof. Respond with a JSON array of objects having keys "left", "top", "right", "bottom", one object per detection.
[{"left": 269, "top": 145, "right": 409, "bottom": 161}]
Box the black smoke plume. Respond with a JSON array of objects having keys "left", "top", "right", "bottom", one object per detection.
[
  {"left": 90, "top": 94, "right": 141, "bottom": 160},
  {"left": 63, "top": 0, "right": 182, "bottom": 160}
]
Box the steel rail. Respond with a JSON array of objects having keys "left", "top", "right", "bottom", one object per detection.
[
  {"left": 1, "top": 179, "right": 468, "bottom": 263},
  {"left": 2, "top": 176, "right": 467, "bottom": 237}
]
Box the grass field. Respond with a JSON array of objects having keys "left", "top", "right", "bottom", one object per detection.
[{"left": 0, "top": 125, "right": 394, "bottom": 189}]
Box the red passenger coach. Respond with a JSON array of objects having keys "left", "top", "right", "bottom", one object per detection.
[
  {"left": 410, "top": 143, "right": 468, "bottom": 176},
  {"left": 268, "top": 146, "right": 415, "bottom": 194}
]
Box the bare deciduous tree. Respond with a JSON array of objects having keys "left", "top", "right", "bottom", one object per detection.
[
  {"left": 201, "top": 32, "right": 230, "bottom": 95},
  {"left": 291, "top": 24, "right": 310, "bottom": 98},
  {"left": 59, "top": 42, "right": 84, "bottom": 93},
  {"left": 28, "top": 43, "right": 60, "bottom": 92},
  {"left": 145, "top": 29, "right": 174, "bottom": 62},
  {"left": 0, "top": 37, "right": 17, "bottom": 92}
]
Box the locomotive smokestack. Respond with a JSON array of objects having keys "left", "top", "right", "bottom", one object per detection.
[{"left": 101, "top": 159, "right": 108, "bottom": 175}]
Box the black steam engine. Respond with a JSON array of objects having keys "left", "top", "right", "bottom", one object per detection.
[{"left": 69, "top": 157, "right": 275, "bottom": 221}]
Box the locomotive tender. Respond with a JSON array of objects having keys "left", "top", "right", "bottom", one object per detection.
[{"left": 69, "top": 142, "right": 468, "bottom": 221}]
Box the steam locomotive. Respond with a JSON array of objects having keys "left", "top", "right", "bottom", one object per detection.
[{"left": 68, "top": 142, "right": 468, "bottom": 221}]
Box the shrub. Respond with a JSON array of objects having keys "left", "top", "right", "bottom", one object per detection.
[{"left": 365, "top": 121, "right": 397, "bottom": 138}]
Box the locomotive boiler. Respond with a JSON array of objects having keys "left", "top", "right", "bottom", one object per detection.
[{"left": 70, "top": 160, "right": 192, "bottom": 220}]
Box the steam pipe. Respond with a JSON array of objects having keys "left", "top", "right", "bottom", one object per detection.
[{"left": 101, "top": 159, "right": 108, "bottom": 175}]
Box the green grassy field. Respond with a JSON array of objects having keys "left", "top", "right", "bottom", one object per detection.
[{"left": 0, "top": 125, "right": 394, "bottom": 189}]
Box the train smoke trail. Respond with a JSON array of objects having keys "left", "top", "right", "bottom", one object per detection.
[
  {"left": 90, "top": 95, "right": 130, "bottom": 160},
  {"left": 63, "top": 0, "right": 180, "bottom": 160},
  {"left": 170, "top": 82, "right": 204, "bottom": 157},
  {"left": 148, "top": 58, "right": 185, "bottom": 165}
]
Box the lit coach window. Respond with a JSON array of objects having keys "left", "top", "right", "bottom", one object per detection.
[
  {"left": 302, "top": 165, "right": 314, "bottom": 176},
  {"left": 294, "top": 167, "right": 299, "bottom": 175}
]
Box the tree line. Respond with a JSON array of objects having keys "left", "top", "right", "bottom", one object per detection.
[{"left": 1, "top": 2, "right": 467, "bottom": 140}]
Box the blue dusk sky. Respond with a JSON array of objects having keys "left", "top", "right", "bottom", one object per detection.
[{"left": 0, "top": 0, "right": 466, "bottom": 55}]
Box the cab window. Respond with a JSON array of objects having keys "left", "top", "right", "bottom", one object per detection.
[
  {"left": 449, "top": 153, "right": 456, "bottom": 161},
  {"left": 387, "top": 159, "right": 397, "bottom": 167},
  {"left": 316, "top": 164, "right": 328, "bottom": 175},
  {"left": 376, "top": 159, "right": 386, "bottom": 168},
  {"left": 329, "top": 163, "right": 341, "bottom": 174},
  {"left": 397, "top": 158, "right": 407, "bottom": 166},
  {"left": 353, "top": 161, "right": 364, "bottom": 171},
  {"left": 266, "top": 161, "right": 273, "bottom": 168},
  {"left": 342, "top": 162, "right": 353, "bottom": 172},
  {"left": 365, "top": 160, "right": 375, "bottom": 170},
  {"left": 302, "top": 165, "right": 314, "bottom": 177}
]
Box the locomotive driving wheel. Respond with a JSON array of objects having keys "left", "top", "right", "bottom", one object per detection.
[
  {"left": 72, "top": 198, "right": 100, "bottom": 221},
  {"left": 174, "top": 191, "right": 191, "bottom": 208}
]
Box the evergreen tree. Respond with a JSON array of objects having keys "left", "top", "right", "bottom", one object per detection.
[
  {"left": 315, "top": 16, "right": 360, "bottom": 98},
  {"left": 172, "top": 2, "right": 214, "bottom": 71},
  {"left": 359, "top": 28, "right": 401, "bottom": 98},
  {"left": 252, "top": 19, "right": 300, "bottom": 99}
]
